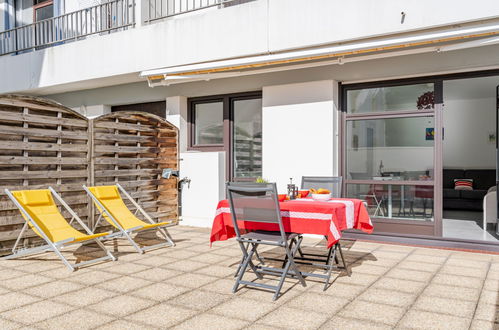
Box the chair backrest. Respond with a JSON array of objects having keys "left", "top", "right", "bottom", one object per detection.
[
  {"left": 301, "top": 176, "right": 342, "bottom": 198},
  {"left": 87, "top": 185, "right": 143, "bottom": 230},
  {"left": 226, "top": 182, "right": 286, "bottom": 240},
  {"left": 10, "top": 189, "right": 79, "bottom": 243}
]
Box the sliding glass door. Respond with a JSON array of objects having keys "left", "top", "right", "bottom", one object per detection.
[{"left": 343, "top": 81, "right": 442, "bottom": 236}]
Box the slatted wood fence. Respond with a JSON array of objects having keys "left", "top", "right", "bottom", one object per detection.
[{"left": 0, "top": 95, "right": 178, "bottom": 254}]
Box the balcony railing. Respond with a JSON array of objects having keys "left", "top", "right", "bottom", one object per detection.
[
  {"left": 0, "top": 0, "right": 134, "bottom": 56},
  {"left": 145, "top": 0, "right": 237, "bottom": 22}
]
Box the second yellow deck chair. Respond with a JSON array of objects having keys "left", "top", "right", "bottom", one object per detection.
[
  {"left": 4, "top": 187, "right": 116, "bottom": 271},
  {"left": 84, "top": 184, "right": 175, "bottom": 254}
]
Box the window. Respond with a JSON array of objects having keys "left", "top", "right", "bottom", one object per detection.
[
  {"left": 188, "top": 92, "right": 262, "bottom": 180},
  {"left": 34, "top": 0, "right": 54, "bottom": 22}
]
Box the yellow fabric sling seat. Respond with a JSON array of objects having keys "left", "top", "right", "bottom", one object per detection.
[
  {"left": 12, "top": 190, "right": 108, "bottom": 244},
  {"left": 85, "top": 184, "right": 175, "bottom": 254},
  {"left": 5, "top": 188, "right": 116, "bottom": 271}
]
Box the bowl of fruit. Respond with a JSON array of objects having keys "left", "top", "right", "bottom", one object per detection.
[{"left": 310, "top": 188, "right": 331, "bottom": 201}]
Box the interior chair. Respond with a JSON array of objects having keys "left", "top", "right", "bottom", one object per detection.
[
  {"left": 483, "top": 186, "right": 497, "bottom": 234},
  {"left": 84, "top": 184, "right": 175, "bottom": 254},
  {"left": 4, "top": 188, "right": 116, "bottom": 271},
  {"left": 227, "top": 182, "right": 306, "bottom": 301}
]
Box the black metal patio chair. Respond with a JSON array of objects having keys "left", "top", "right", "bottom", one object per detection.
[{"left": 226, "top": 182, "right": 306, "bottom": 301}]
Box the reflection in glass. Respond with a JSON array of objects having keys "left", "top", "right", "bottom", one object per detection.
[
  {"left": 346, "top": 117, "right": 434, "bottom": 181},
  {"left": 347, "top": 83, "right": 434, "bottom": 114},
  {"left": 233, "top": 98, "right": 262, "bottom": 178},
  {"left": 347, "top": 184, "right": 434, "bottom": 221},
  {"left": 194, "top": 101, "right": 223, "bottom": 145}
]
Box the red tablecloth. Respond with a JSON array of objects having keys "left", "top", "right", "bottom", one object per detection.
[{"left": 210, "top": 198, "right": 373, "bottom": 248}]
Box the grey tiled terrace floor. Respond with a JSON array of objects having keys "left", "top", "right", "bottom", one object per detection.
[{"left": 0, "top": 225, "right": 497, "bottom": 329}]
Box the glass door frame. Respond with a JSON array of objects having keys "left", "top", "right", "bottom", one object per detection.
[{"left": 340, "top": 78, "right": 444, "bottom": 237}]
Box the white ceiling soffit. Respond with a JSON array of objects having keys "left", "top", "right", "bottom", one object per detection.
[{"left": 141, "top": 23, "right": 499, "bottom": 87}]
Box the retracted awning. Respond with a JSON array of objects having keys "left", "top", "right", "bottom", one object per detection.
[{"left": 141, "top": 23, "right": 499, "bottom": 87}]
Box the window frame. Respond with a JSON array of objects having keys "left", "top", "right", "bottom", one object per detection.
[
  {"left": 33, "top": 0, "right": 54, "bottom": 22},
  {"left": 187, "top": 91, "right": 263, "bottom": 180}
]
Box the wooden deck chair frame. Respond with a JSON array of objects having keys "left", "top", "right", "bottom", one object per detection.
[
  {"left": 83, "top": 184, "right": 175, "bottom": 254},
  {"left": 3, "top": 187, "right": 116, "bottom": 272}
]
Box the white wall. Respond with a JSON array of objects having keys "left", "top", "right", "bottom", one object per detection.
[
  {"left": 443, "top": 85, "right": 499, "bottom": 169},
  {"left": 3, "top": 0, "right": 499, "bottom": 94},
  {"left": 179, "top": 151, "right": 225, "bottom": 227},
  {"left": 262, "top": 80, "right": 336, "bottom": 193}
]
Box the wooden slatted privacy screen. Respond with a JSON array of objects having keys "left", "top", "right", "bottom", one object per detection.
[{"left": 0, "top": 95, "right": 178, "bottom": 254}]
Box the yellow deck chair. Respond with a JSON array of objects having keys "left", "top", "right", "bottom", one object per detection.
[
  {"left": 4, "top": 187, "right": 116, "bottom": 271},
  {"left": 84, "top": 184, "right": 175, "bottom": 254}
]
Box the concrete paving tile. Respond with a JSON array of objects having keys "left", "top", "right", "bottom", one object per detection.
[
  {"left": 397, "top": 260, "right": 441, "bottom": 272},
  {"left": 37, "top": 308, "right": 114, "bottom": 330},
  {"left": 286, "top": 292, "right": 350, "bottom": 316},
  {"left": 13, "top": 260, "right": 62, "bottom": 273},
  {"left": 385, "top": 268, "right": 434, "bottom": 282},
  {"left": 172, "top": 289, "right": 230, "bottom": 311},
  {"left": 412, "top": 248, "right": 453, "bottom": 257},
  {"left": 478, "top": 289, "right": 499, "bottom": 305},
  {"left": 431, "top": 274, "right": 483, "bottom": 289},
  {"left": 439, "top": 265, "right": 488, "bottom": 278},
  {"left": 1, "top": 300, "right": 73, "bottom": 324},
  {"left": 450, "top": 252, "right": 493, "bottom": 262},
  {"left": 66, "top": 270, "right": 121, "bottom": 285},
  {"left": 24, "top": 280, "right": 84, "bottom": 298},
  {"left": 483, "top": 278, "right": 499, "bottom": 291},
  {"left": 201, "top": 278, "right": 237, "bottom": 295},
  {"left": 0, "top": 292, "right": 40, "bottom": 312},
  {"left": 469, "top": 319, "right": 497, "bottom": 330},
  {"left": 52, "top": 287, "right": 117, "bottom": 307},
  {"left": 319, "top": 282, "right": 366, "bottom": 300},
  {"left": 87, "top": 295, "right": 155, "bottom": 317},
  {"left": 405, "top": 254, "right": 447, "bottom": 264},
  {"left": 104, "top": 262, "right": 150, "bottom": 275},
  {"left": 259, "top": 306, "right": 329, "bottom": 330},
  {"left": 96, "top": 320, "right": 152, "bottom": 330},
  {"left": 397, "top": 309, "right": 471, "bottom": 330},
  {"left": 320, "top": 316, "right": 392, "bottom": 330},
  {"left": 421, "top": 283, "right": 481, "bottom": 302},
  {"left": 377, "top": 244, "right": 415, "bottom": 253},
  {"left": 0, "top": 269, "right": 27, "bottom": 281},
  {"left": 125, "top": 303, "right": 197, "bottom": 328},
  {"left": 349, "top": 263, "right": 389, "bottom": 276},
  {"left": 212, "top": 249, "right": 244, "bottom": 257},
  {"left": 95, "top": 275, "right": 153, "bottom": 293},
  {"left": 1, "top": 274, "right": 52, "bottom": 290},
  {"left": 212, "top": 297, "right": 277, "bottom": 321},
  {"left": 337, "top": 300, "right": 405, "bottom": 326},
  {"left": 473, "top": 302, "right": 499, "bottom": 322},
  {"left": 164, "top": 259, "right": 209, "bottom": 272},
  {"left": 167, "top": 273, "right": 218, "bottom": 288},
  {"left": 194, "top": 264, "right": 237, "bottom": 278},
  {"left": 190, "top": 252, "right": 231, "bottom": 264},
  {"left": 445, "top": 256, "right": 490, "bottom": 268},
  {"left": 131, "top": 255, "right": 177, "bottom": 267},
  {"left": 130, "top": 282, "right": 190, "bottom": 301},
  {"left": 357, "top": 288, "right": 416, "bottom": 307},
  {"left": 487, "top": 268, "right": 499, "bottom": 280},
  {"left": 0, "top": 317, "right": 24, "bottom": 329},
  {"left": 370, "top": 251, "right": 408, "bottom": 261},
  {"left": 335, "top": 272, "right": 379, "bottom": 287},
  {"left": 413, "top": 295, "right": 476, "bottom": 318},
  {"left": 372, "top": 277, "right": 426, "bottom": 294},
  {"left": 174, "top": 313, "right": 249, "bottom": 330},
  {"left": 163, "top": 249, "right": 198, "bottom": 259},
  {"left": 130, "top": 267, "right": 182, "bottom": 282}
]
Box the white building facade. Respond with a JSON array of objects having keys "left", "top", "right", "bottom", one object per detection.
[{"left": 2, "top": 0, "right": 499, "bottom": 250}]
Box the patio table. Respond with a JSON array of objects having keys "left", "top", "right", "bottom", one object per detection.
[
  {"left": 210, "top": 197, "right": 373, "bottom": 248},
  {"left": 210, "top": 197, "right": 373, "bottom": 289}
]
